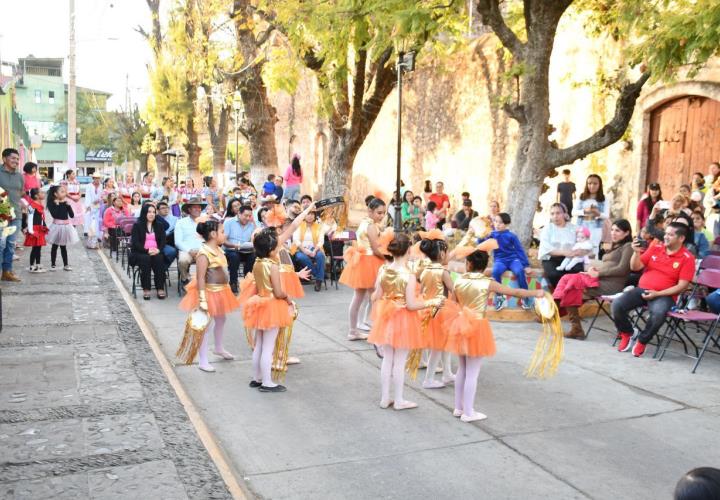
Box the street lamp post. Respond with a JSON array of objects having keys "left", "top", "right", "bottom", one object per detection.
[
  {"left": 233, "top": 91, "right": 243, "bottom": 182},
  {"left": 394, "top": 51, "right": 416, "bottom": 232}
]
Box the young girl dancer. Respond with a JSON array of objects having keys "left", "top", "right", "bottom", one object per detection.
[
  {"left": 243, "top": 228, "right": 293, "bottom": 392},
  {"left": 179, "top": 220, "right": 240, "bottom": 372},
  {"left": 368, "top": 233, "right": 444, "bottom": 410},
  {"left": 340, "top": 198, "right": 387, "bottom": 340},
  {"left": 46, "top": 185, "right": 80, "bottom": 271},
  {"left": 417, "top": 230, "right": 458, "bottom": 389},
  {"left": 449, "top": 245, "right": 544, "bottom": 422},
  {"left": 23, "top": 188, "right": 49, "bottom": 273}
]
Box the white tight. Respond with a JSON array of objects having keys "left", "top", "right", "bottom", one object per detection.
[
  {"left": 197, "top": 315, "right": 226, "bottom": 369},
  {"left": 349, "top": 288, "right": 371, "bottom": 330},
  {"left": 454, "top": 356, "right": 484, "bottom": 417},
  {"left": 424, "top": 350, "right": 453, "bottom": 383},
  {"left": 252, "top": 328, "right": 280, "bottom": 387},
  {"left": 380, "top": 345, "right": 410, "bottom": 403}
]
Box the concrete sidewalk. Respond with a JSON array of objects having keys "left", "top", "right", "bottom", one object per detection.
[
  {"left": 107, "top": 254, "right": 720, "bottom": 499},
  {"left": 0, "top": 242, "right": 231, "bottom": 499}
]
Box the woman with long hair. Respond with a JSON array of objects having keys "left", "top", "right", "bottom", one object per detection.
[
  {"left": 130, "top": 204, "right": 167, "bottom": 300},
  {"left": 636, "top": 182, "right": 662, "bottom": 232},
  {"left": 572, "top": 174, "right": 609, "bottom": 257},
  {"left": 283, "top": 154, "right": 303, "bottom": 201}
]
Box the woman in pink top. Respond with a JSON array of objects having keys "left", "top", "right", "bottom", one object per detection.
[
  {"left": 130, "top": 204, "right": 167, "bottom": 300},
  {"left": 283, "top": 154, "right": 303, "bottom": 201}
]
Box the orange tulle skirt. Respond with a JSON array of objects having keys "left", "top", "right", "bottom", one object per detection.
[
  {"left": 238, "top": 274, "right": 257, "bottom": 304},
  {"left": 445, "top": 306, "right": 496, "bottom": 357},
  {"left": 367, "top": 299, "right": 424, "bottom": 349},
  {"left": 242, "top": 295, "right": 293, "bottom": 330},
  {"left": 281, "top": 270, "right": 304, "bottom": 298},
  {"left": 179, "top": 280, "right": 241, "bottom": 317},
  {"left": 339, "top": 247, "right": 384, "bottom": 289},
  {"left": 423, "top": 299, "right": 460, "bottom": 351}
]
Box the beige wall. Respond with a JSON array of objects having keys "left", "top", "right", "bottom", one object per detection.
[{"left": 268, "top": 13, "right": 720, "bottom": 228}]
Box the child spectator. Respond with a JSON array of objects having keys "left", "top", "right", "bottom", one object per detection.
[
  {"left": 425, "top": 201, "right": 439, "bottom": 230},
  {"left": 262, "top": 174, "right": 277, "bottom": 199},
  {"left": 23, "top": 188, "right": 49, "bottom": 273},
  {"left": 484, "top": 213, "right": 532, "bottom": 310}
]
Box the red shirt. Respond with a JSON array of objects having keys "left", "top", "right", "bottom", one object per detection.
[
  {"left": 639, "top": 243, "right": 695, "bottom": 292},
  {"left": 429, "top": 193, "right": 449, "bottom": 210}
]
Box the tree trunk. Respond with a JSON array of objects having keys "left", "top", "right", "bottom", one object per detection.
[{"left": 322, "top": 131, "right": 359, "bottom": 201}]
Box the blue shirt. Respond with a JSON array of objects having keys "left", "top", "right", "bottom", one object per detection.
[
  {"left": 174, "top": 216, "right": 203, "bottom": 252},
  {"left": 161, "top": 214, "right": 178, "bottom": 235},
  {"left": 223, "top": 217, "right": 256, "bottom": 251},
  {"left": 481, "top": 230, "right": 529, "bottom": 267}
]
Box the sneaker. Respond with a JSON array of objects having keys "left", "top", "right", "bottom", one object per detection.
[
  {"left": 63, "top": 265, "right": 73, "bottom": 271},
  {"left": 50, "top": 265, "right": 57, "bottom": 271},
  {"left": 617, "top": 333, "right": 633, "bottom": 352},
  {"left": 494, "top": 295, "right": 506, "bottom": 312},
  {"left": 521, "top": 298, "right": 532, "bottom": 310},
  {"left": 632, "top": 342, "right": 647, "bottom": 357}
]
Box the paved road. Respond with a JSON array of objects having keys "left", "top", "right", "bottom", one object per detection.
[
  {"left": 0, "top": 242, "right": 231, "bottom": 499},
  {"left": 105, "top": 254, "right": 720, "bottom": 499}
]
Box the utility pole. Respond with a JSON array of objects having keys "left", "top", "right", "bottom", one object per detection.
[{"left": 67, "top": 0, "right": 77, "bottom": 171}]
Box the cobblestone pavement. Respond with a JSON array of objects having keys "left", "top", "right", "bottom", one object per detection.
[{"left": 0, "top": 241, "right": 231, "bottom": 500}]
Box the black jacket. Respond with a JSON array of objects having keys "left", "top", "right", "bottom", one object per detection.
[
  {"left": 130, "top": 221, "right": 166, "bottom": 255},
  {"left": 48, "top": 201, "right": 74, "bottom": 221}
]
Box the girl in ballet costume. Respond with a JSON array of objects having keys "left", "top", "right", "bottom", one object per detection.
[
  {"left": 417, "top": 229, "right": 459, "bottom": 389},
  {"left": 368, "top": 232, "right": 445, "bottom": 410},
  {"left": 448, "top": 244, "right": 544, "bottom": 422},
  {"left": 340, "top": 197, "right": 388, "bottom": 341},
  {"left": 243, "top": 228, "right": 294, "bottom": 392},
  {"left": 179, "top": 220, "right": 241, "bottom": 372},
  {"left": 46, "top": 185, "right": 80, "bottom": 271}
]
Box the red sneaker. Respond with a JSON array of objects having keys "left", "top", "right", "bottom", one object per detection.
[
  {"left": 632, "top": 342, "right": 647, "bottom": 357},
  {"left": 617, "top": 333, "right": 632, "bottom": 352}
]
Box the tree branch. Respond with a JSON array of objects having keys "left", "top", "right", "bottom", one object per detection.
[
  {"left": 503, "top": 102, "right": 526, "bottom": 124},
  {"left": 255, "top": 25, "right": 275, "bottom": 48},
  {"left": 477, "top": 0, "right": 524, "bottom": 57},
  {"left": 349, "top": 49, "right": 368, "bottom": 131},
  {"left": 359, "top": 47, "right": 395, "bottom": 138},
  {"left": 547, "top": 72, "right": 651, "bottom": 168}
]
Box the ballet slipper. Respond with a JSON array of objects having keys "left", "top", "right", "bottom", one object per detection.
[
  {"left": 434, "top": 366, "right": 444, "bottom": 374},
  {"left": 356, "top": 323, "right": 371, "bottom": 331},
  {"left": 347, "top": 330, "right": 369, "bottom": 341},
  {"left": 198, "top": 364, "right": 216, "bottom": 373},
  {"left": 393, "top": 400, "right": 418, "bottom": 411},
  {"left": 441, "top": 373, "right": 456, "bottom": 384},
  {"left": 287, "top": 356, "right": 301, "bottom": 365},
  {"left": 379, "top": 399, "right": 394, "bottom": 409},
  {"left": 452, "top": 409, "right": 463, "bottom": 417},
  {"left": 422, "top": 380, "right": 445, "bottom": 389},
  {"left": 460, "top": 411, "right": 487, "bottom": 423},
  {"left": 213, "top": 350, "right": 235, "bottom": 360}
]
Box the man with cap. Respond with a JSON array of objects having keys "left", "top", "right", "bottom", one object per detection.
[
  {"left": 175, "top": 196, "right": 207, "bottom": 284},
  {"left": 84, "top": 172, "right": 104, "bottom": 248}
]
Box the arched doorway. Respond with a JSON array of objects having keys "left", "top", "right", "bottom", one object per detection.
[{"left": 646, "top": 95, "right": 720, "bottom": 195}]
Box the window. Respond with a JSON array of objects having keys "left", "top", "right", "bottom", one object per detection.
[
  {"left": 48, "top": 91, "right": 55, "bottom": 104},
  {"left": 34, "top": 90, "right": 41, "bottom": 103}
]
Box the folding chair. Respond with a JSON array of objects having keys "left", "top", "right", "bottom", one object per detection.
[
  {"left": 656, "top": 269, "right": 720, "bottom": 372},
  {"left": 699, "top": 254, "right": 720, "bottom": 270},
  {"left": 585, "top": 295, "right": 615, "bottom": 339},
  {"left": 325, "top": 231, "right": 355, "bottom": 289}
]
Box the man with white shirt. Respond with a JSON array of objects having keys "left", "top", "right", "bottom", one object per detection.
[
  {"left": 223, "top": 205, "right": 256, "bottom": 294},
  {"left": 292, "top": 210, "right": 336, "bottom": 292},
  {"left": 84, "top": 172, "right": 103, "bottom": 248},
  {"left": 174, "top": 197, "right": 206, "bottom": 285}
]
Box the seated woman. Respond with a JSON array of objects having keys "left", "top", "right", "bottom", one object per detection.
[
  {"left": 130, "top": 204, "right": 167, "bottom": 300},
  {"left": 537, "top": 203, "right": 579, "bottom": 289},
  {"left": 552, "top": 219, "right": 633, "bottom": 340}
]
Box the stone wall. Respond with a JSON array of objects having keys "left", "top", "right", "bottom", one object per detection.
[{"left": 269, "top": 13, "right": 720, "bottom": 227}]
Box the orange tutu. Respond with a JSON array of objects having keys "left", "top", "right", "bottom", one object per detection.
[
  {"left": 445, "top": 306, "right": 496, "bottom": 357},
  {"left": 422, "top": 299, "right": 460, "bottom": 351},
  {"left": 238, "top": 274, "right": 257, "bottom": 304},
  {"left": 179, "top": 280, "right": 241, "bottom": 317},
  {"left": 281, "top": 270, "right": 305, "bottom": 298},
  {"left": 339, "top": 247, "right": 384, "bottom": 289},
  {"left": 367, "top": 299, "right": 424, "bottom": 349},
  {"left": 242, "top": 295, "right": 293, "bottom": 330}
]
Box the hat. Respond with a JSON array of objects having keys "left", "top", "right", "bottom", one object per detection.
[
  {"left": 181, "top": 197, "right": 208, "bottom": 213},
  {"left": 91, "top": 172, "right": 102, "bottom": 179}
]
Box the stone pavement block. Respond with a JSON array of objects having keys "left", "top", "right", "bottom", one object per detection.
[
  {"left": 3, "top": 295, "right": 74, "bottom": 327},
  {"left": 0, "top": 473, "right": 89, "bottom": 499},
  {"left": 87, "top": 460, "right": 188, "bottom": 500},
  {"left": 76, "top": 344, "right": 145, "bottom": 404},
  {"left": 177, "top": 351, "right": 492, "bottom": 476},
  {"left": 245, "top": 440, "right": 586, "bottom": 500},
  {"left": 0, "top": 418, "right": 85, "bottom": 463},
  {"left": 83, "top": 413, "right": 164, "bottom": 456},
  {"left": 504, "top": 407, "right": 720, "bottom": 500},
  {"left": 0, "top": 346, "right": 80, "bottom": 411}
]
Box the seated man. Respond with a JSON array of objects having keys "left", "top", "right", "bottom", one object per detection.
[
  {"left": 612, "top": 222, "right": 695, "bottom": 357},
  {"left": 300, "top": 194, "right": 313, "bottom": 210},
  {"left": 454, "top": 199, "right": 478, "bottom": 231},
  {"left": 285, "top": 199, "right": 302, "bottom": 222},
  {"left": 223, "top": 204, "right": 257, "bottom": 294},
  {"left": 292, "top": 210, "right": 336, "bottom": 291},
  {"left": 157, "top": 201, "right": 178, "bottom": 268},
  {"left": 174, "top": 197, "right": 206, "bottom": 285}
]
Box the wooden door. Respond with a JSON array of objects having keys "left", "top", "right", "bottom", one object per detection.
[{"left": 647, "top": 95, "right": 720, "bottom": 196}]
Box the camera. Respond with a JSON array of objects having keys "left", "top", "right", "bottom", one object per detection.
[{"left": 634, "top": 237, "right": 648, "bottom": 249}]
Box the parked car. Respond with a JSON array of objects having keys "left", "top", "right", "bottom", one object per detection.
[{"left": 77, "top": 175, "right": 93, "bottom": 186}]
